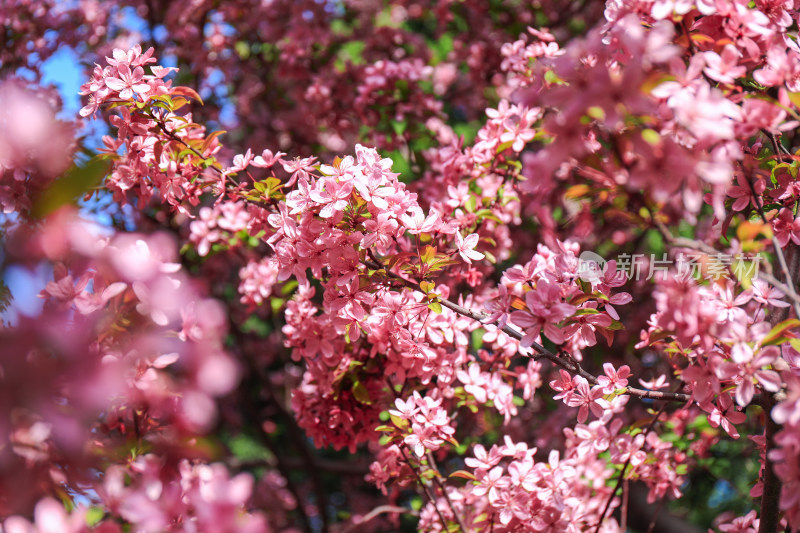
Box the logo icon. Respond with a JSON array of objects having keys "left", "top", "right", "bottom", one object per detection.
[{"left": 577, "top": 251, "right": 607, "bottom": 283}]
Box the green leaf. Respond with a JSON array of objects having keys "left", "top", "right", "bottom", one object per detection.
[
  {"left": 787, "top": 92, "right": 800, "bottom": 109},
  {"left": 235, "top": 41, "right": 250, "bottom": 58},
  {"left": 410, "top": 496, "right": 423, "bottom": 511},
  {"left": 390, "top": 414, "right": 408, "bottom": 429},
  {"left": 544, "top": 69, "right": 563, "bottom": 84},
  {"left": 762, "top": 319, "right": 800, "bottom": 346},
  {"left": 573, "top": 308, "right": 601, "bottom": 315},
  {"left": 171, "top": 96, "right": 189, "bottom": 110},
  {"left": 270, "top": 296, "right": 284, "bottom": 314},
  {"left": 85, "top": 507, "right": 104, "bottom": 527},
  {"left": 338, "top": 41, "right": 366, "bottom": 66},
  {"left": 420, "top": 245, "right": 436, "bottom": 264},
  {"left": 790, "top": 338, "right": 800, "bottom": 353},
  {"left": 428, "top": 301, "right": 443, "bottom": 314},
  {"left": 496, "top": 140, "right": 515, "bottom": 153},
  {"left": 391, "top": 120, "right": 407, "bottom": 136},
  {"left": 475, "top": 209, "right": 502, "bottom": 223},
  {"left": 464, "top": 194, "right": 477, "bottom": 213},
  {"left": 229, "top": 433, "right": 271, "bottom": 461},
  {"left": 352, "top": 381, "right": 372, "bottom": 404},
  {"left": 32, "top": 157, "right": 111, "bottom": 218},
  {"left": 641, "top": 128, "right": 661, "bottom": 146}
]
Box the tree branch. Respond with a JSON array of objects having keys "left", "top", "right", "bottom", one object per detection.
[
  {"left": 400, "top": 446, "right": 453, "bottom": 531},
  {"left": 364, "top": 258, "right": 691, "bottom": 403},
  {"left": 747, "top": 177, "right": 800, "bottom": 320},
  {"left": 341, "top": 505, "right": 416, "bottom": 533},
  {"left": 759, "top": 394, "right": 782, "bottom": 533},
  {"left": 427, "top": 451, "right": 469, "bottom": 533}
]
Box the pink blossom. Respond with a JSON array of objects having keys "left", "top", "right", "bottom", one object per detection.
[
  {"left": 310, "top": 177, "right": 353, "bottom": 218},
  {"left": 104, "top": 64, "right": 151, "bottom": 100},
  {"left": 704, "top": 393, "right": 747, "bottom": 438},
  {"left": 457, "top": 364, "right": 489, "bottom": 403},
  {"left": 703, "top": 45, "right": 746, "bottom": 85},
  {"left": 566, "top": 376, "right": 610, "bottom": 423},
  {"left": 473, "top": 466, "right": 509, "bottom": 502},
  {"left": 596, "top": 363, "right": 631, "bottom": 394},
  {"left": 454, "top": 231, "right": 484, "bottom": 264},
  {"left": 401, "top": 207, "right": 439, "bottom": 234},
  {"left": 773, "top": 208, "right": 800, "bottom": 247}
]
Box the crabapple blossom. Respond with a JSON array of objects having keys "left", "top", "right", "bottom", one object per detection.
[{"left": 7, "top": 0, "right": 800, "bottom": 530}]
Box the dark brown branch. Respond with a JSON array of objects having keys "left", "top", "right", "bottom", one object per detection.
[
  {"left": 625, "top": 481, "right": 703, "bottom": 533},
  {"left": 759, "top": 394, "right": 782, "bottom": 533}
]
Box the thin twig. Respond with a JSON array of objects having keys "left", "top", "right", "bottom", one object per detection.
[
  {"left": 427, "top": 451, "right": 470, "bottom": 533},
  {"left": 758, "top": 271, "right": 800, "bottom": 306},
  {"left": 593, "top": 402, "right": 668, "bottom": 533},
  {"left": 400, "top": 446, "right": 452, "bottom": 531},
  {"left": 341, "top": 505, "right": 416, "bottom": 533},
  {"left": 746, "top": 176, "right": 800, "bottom": 320},
  {"left": 645, "top": 498, "right": 666, "bottom": 533},
  {"left": 621, "top": 478, "right": 629, "bottom": 532},
  {"left": 653, "top": 219, "right": 719, "bottom": 256},
  {"left": 652, "top": 204, "right": 800, "bottom": 312},
  {"left": 763, "top": 129, "right": 791, "bottom": 158}
]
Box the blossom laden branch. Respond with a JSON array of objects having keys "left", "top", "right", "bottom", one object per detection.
[{"left": 365, "top": 258, "right": 692, "bottom": 403}]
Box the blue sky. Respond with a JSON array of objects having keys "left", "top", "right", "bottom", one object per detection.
[
  {"left": 2, "top": 6, "right": 225, "bottom": 323},
  {"left": 42, "top": 46, "right": 84, "bottom": 117}
]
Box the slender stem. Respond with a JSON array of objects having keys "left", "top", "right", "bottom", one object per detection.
[
  {"left": 645, "top": 498, "right": 666, "bottom": 533},
  {"left": 764, "top": 130, "right": 790, "bottom": 160},
  {"left": 746, "top": 176, "right": 800, "bottom": 320},
  {"left": 593, "top": 402, "right": 667, "bottom": 533},
  {"left": 653, "top": 219, "right": 719, "bottom": 256},
  {"left": 400, "top": 446, "right": 452, "bottom": 531},
  {"left": 653, "top": 211, "right": 800, "bottom": 310},
  {"left": 341, "top": 506, "right": 416, "bottom": 533},
  {"left": 759, "top": 394, "right": 782, "bottom": 533},
  {"left": 621, "top": 478, "right": 629, "bottom": 532},
  {"left": 149, "top": 112, "right": 220, "bottom": 170},
  {"left": 427, "top": 451, "right": 469, "bottom": 533}
]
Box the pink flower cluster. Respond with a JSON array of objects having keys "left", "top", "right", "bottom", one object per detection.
[
  {"left": 101, "top": 456, "right": 267, "bottom": 533},
  {"left": 12, "top": 0, "right": 800, "bottom": 525},
  {"left": 0, "top": 81, "right": 75, "bottom": 215},
  {"left": 2, "top": 211, "right": 245, "bottom": 526},
  {"left": 79, "top": 45, "right": 165, "bottom": 117}
]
